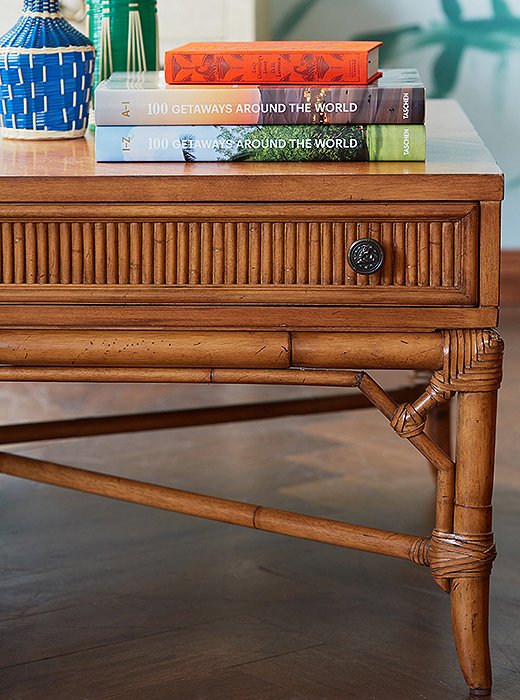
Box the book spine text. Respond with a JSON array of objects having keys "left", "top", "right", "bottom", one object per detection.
[
  {"left": 95, "top": 124, "right": 426, "bottom": 162},
  {"left": 95, "top": 86, "right": 425, "bottom": 126}
]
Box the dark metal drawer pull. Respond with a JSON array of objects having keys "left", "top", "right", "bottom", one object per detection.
[{"left": 348, "top": 238, "right": 385, "bottom": 275}]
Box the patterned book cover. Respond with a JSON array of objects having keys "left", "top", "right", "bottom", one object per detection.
[
  {"left": 95, "top": 123, "right": 426, "bottom": 162},
  {"left": 95, "top": 69, "right": 425, "bottom": 126},
  {"left": 164, "top": 41, "right": 382, "bottom": 85}
]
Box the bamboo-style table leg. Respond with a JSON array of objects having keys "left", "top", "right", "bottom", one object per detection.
[
  {"left": 382, "top": 330, "right": 503, "bottom": 694},
  {"left": 450, "top": 390, "right": 498, "bottom": 695},
  {"left": 425, "top": 329, "right": 503, "bottom": 696}
]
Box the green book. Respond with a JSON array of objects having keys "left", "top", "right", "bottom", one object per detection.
[{"left": 96, "top": 123, "right": 426, "bottom": 162}]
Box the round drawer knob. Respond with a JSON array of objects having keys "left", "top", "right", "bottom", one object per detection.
[{"left": 348, "top": 238, "right": 385, "bottom": 275}]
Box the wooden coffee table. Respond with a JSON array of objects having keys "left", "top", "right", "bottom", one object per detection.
[{"left": 0, "top": 100, "right": 503, "bottom": 695}]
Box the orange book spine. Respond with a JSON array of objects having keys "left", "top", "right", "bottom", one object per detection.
[{"left": 165, "top": 47, "right": 380, "bottom": 85}]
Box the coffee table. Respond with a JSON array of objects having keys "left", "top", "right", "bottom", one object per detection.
[{"left": 0, "top": 100, "right": 504, "bottom": 695}]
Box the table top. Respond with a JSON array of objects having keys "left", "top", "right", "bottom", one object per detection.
[{"left": 0, "top": 100, "right": 503, "bottom": 203}]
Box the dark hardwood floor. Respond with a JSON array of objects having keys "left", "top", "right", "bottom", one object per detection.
[{"left": 1, "top": 311, "right": 519, "bottom": 699}]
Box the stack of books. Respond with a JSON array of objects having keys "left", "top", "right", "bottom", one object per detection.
[{"left": 94, "top": 41, "right": 426, "bottom": 162}]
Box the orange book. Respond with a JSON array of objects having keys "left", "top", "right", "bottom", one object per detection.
[{"left": 164, "top": 41, "right": 382, "bottom": 85}]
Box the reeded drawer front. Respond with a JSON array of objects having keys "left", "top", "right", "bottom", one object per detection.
[{"left": 0, "top": 203, "right": 478, "bottom": 306}]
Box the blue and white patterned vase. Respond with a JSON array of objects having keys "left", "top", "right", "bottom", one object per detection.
[{"left": 0, "top": 0, "right": 95, "bottom": 139}]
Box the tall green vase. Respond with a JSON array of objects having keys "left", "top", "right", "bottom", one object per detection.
[{"left": 86, "top": 0, "right": 158, "bottom": 86}]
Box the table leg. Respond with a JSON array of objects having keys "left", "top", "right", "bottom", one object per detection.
[
  {"left": 450, "top": 390, "right": 498, "bottom": 696},
  {"left": 424, "top": 330, "right": 503, "bottom": 695}
]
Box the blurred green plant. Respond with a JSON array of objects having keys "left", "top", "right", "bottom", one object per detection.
[
  {"left": 274, "top": 0, "right": 520, "bottom": 99},
  {"left": 354, "top": 0, "right": 520, "bottom": 98}
]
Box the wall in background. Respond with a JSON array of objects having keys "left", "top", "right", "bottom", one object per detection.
[
  {"left": 270, "top": 0, "right": 520, "bottom": 249},
  {"left": 154, "top": 0, "right": 263, "bottom": 53}
]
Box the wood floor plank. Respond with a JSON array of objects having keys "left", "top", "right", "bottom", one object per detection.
[
  {"left": 241, "top": 645, "right": 464, "bottom": 700},
  {"left": 102, "top": 668, "right": 304, "bottom": 700},
  {"left": 0, "top": 615, "right": 321, "bottom": 699}
]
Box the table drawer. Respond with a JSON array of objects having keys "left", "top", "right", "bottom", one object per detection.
[{"left": 0, "top": 203, "right": 478, "bottom": 306}]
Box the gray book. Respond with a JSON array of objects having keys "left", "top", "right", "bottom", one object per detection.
[{"left": 94, "top": 69, "right": 425, "bottom": 126}]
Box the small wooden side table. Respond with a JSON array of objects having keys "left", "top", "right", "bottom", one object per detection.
[{"left": 0, "top": 100, "right": 504, "bottom": 695}]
